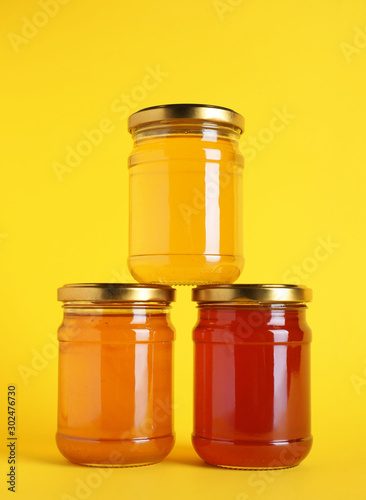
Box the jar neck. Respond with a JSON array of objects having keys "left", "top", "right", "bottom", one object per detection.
[
  {"left": 59, "top": 302, "right": 174, "bottom": 341},
  {"left": 197, "top": 303, "right": 308, "bottom": 310},
  {"left": 197, "top": 303, "right": 308, "bottom": 331},
  {"left": 131, "top": 122, "right": 242, "bottom": 143},
  {"left": 195, "top": 303, "right": 310, "bottom": 343},
  {"left": 62, "top": 301, "right": 171, "bottom": 315}
]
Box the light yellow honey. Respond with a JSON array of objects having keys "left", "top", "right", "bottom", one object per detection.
[{"left": 128, "top": 127, "right": 244, "bottom": 285}]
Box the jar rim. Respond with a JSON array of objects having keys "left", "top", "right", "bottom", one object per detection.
[
  {"left": 58, "top": 283, "right": 175, "bottom": 303},
  {"left": 192, "top": 284, "right": 312, "bottom": 303},
  {"left": 128, "top": 103, "right": 245, "bottom": 134}
]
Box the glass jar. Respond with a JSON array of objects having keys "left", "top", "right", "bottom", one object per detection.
[
  {"left": 56, "top": 283, "right": 175, "bottom": 467},
  {"left": 128, "top": 104, "right": 245, "bottom": 285},
  {"left": 192, "top": 284, "right": 312, "bottom": 469}
]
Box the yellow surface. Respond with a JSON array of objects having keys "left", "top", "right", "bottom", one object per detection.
[{"left": 1, "top": 0, "right": 366, "bottom": 498}]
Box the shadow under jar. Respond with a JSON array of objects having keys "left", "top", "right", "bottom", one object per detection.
[
  {"left": 56, "top": 283, "right": 175, "bottom": 467},
  {"left": 128, "top": 104, "right": 245, "bottom": 285},
  {"left": 192, "top": 284, "right": 313, "bottom": 470}
]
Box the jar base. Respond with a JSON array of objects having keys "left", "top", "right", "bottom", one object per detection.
[
  {"left": 128, "top": 254, "right": 244, "bottom": 285},
  {"left": 78, "top": 461, "right": 158, "bottom": 468},
  {"left": 215, "top": 464, "right": 298, "bottom": 471},
  {"left": 192, "top": 434, "right": 312, "bottom": 469},
  {"left": 56, "top": 433, "right": 175, "bottom": 467}
]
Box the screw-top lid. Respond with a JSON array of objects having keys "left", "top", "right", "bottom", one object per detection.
[
  {"left": 58, "top": 283, "right": 175, "bottom": 303},
  {"left": 128, "top": 103, "right": 245, "bottom": 134},
  {"left": 192, "top": 284, "right": 312, "bottom": 303}
]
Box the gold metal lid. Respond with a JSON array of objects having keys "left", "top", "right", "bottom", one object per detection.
[
  {"left": 58, "top": 283, "right": 175, "bottom": 303},
  {"left": 128, "top": 104, "right": 245, "bottom": 134},
  {"left": 192, "top": 284, "right": 312, "bottom": 303}
]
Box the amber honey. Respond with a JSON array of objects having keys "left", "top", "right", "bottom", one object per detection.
[{"left": 56, "top": 284, "right": 175, "bottom": 467}]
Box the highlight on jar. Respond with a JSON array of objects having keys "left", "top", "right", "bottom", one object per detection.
[
  {"left": 191, "top": 284, "right": 313, "bottom": 470},
  {"left": 56, "top": 283, "right": 176, "bottom": 467},
  {"left": 127, "top": 104, "right": 245, "bottom": 286}
]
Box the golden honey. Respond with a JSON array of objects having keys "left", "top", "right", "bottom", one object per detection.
[{"left": 128, "top": 104, "right": 245, "bottom": 285}]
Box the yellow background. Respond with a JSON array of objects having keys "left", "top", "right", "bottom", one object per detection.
[{"left": 1, "top": 0, "right": 366, "bottom": 498}]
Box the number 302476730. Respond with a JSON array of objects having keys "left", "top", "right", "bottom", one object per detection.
[{"left": 8, "top": 386, "right": 16, "bottom": 436}]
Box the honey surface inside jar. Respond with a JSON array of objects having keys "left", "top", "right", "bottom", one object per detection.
[
  {"left": 128, "top": 131, "right": 244, "bottom": 285},
  {"left": 56, "top": 309, "right": 174, "bottom": 466}
]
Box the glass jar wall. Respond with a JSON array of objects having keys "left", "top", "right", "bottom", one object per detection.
[
  {"left": 192, "top": 284, "right": 312, "bottom": 469},
  {"left": 56, "top": 283, "right": 175, "bottom": 467},
  {"left": 128, "top": 104, "right": 245, "bottom": 285}
]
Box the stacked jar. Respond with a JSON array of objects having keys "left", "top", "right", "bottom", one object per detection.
[
  {"left": 127, "top": 104, "right": 245, "bottom": 285},
  {"left": 56, "top": 104, "right": 312, "bottom": 470}
]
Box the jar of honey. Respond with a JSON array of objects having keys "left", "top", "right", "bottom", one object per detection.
[
  {"left": 56, "top": 283, "right": 175, "bottom": 467},
  {"left": 128, "top": 104, "right": 245, "bottom": 285},
  {"left": 192, "top": 284, "right": 312, "bottom": 469}
]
